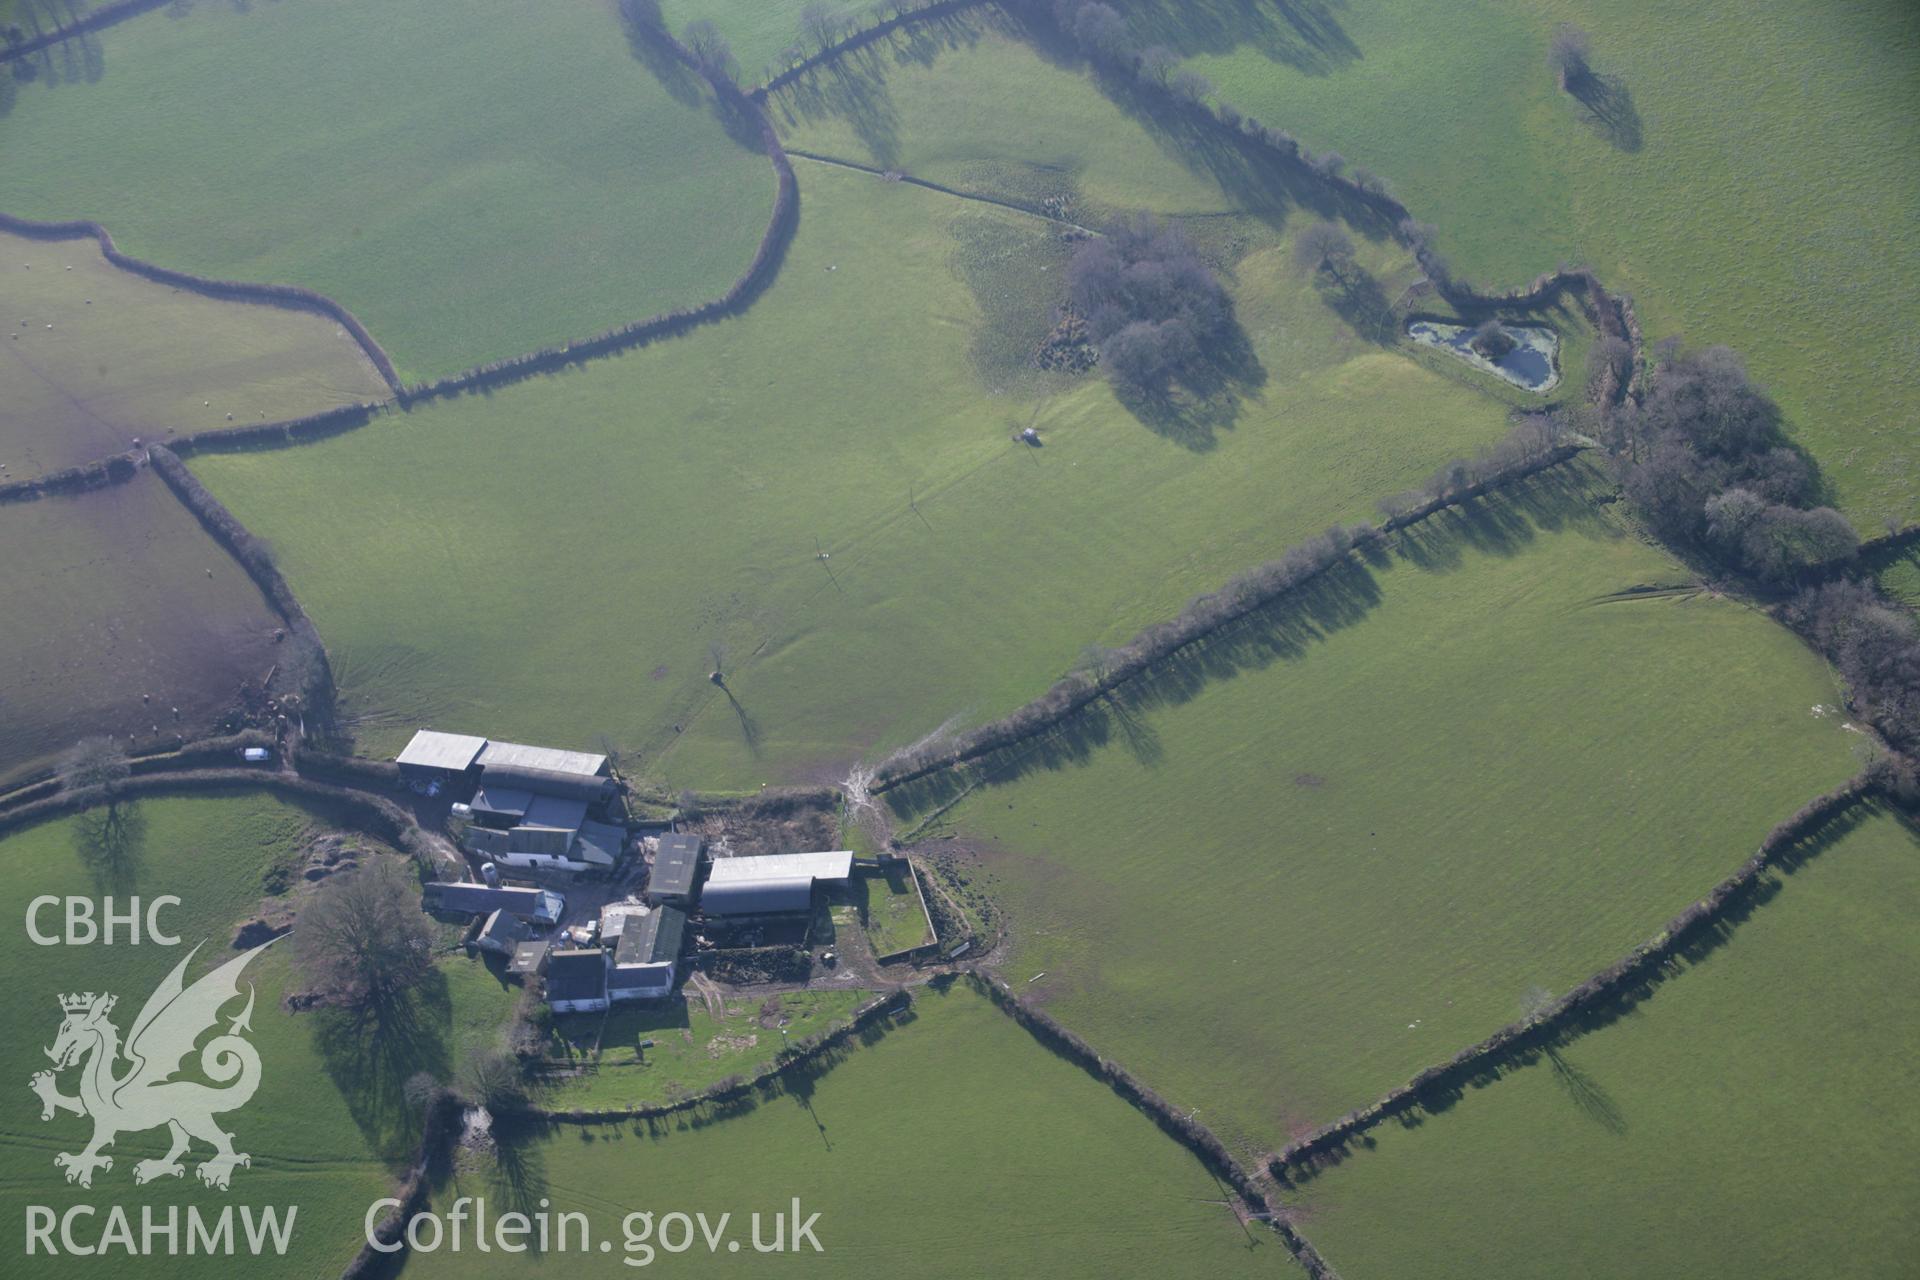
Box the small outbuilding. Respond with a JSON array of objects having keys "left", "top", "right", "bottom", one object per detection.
[
  {"left": 508, "top": 939, "right": 551, "bottom": 978},
  {"left": 608, "top": 905, "right": 687, "bottom": 1001},
  {"left": 424, "top": 882, "right": 565, "bottom": 925},
  {"left": 475, "top": 909, "right": 531, "bottom": 955},
  {"left": 545, "top": 948, "right": 610, "bottom": 1013},
  {"left": 647, "top": 833, "right": 704, "bottom": 905}
]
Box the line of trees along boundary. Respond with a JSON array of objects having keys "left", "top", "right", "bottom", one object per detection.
[
  {"left": 753, "top": 0, "right": 994, "bottom": 99},
  {"left": 1269, "top": 771, "right": 1881, "bottom": 1184},
  {"left": 147, "top": 445, "right": 339, "bottom": 729},
  {"left": 0, "top": 212, "right": 403, "bottom": 392},
  {"left": 0, "top": 767, "right": 451, "bottom": 866},
  {"left": 871, "top": 440, "right": 1584, "bottom": 794},
  {"left": 963, "top": 972, "right": 1341, "bottom": 1278},
  {"left": 2, "top": 20, "right": 800, "bottom": 461}
]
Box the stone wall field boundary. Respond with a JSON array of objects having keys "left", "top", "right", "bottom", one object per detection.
[{"left": 0, "top": 212, "right": 403, "bottom": 393}]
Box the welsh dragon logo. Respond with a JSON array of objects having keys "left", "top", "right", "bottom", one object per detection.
[{"left": 29, "top": 941, "right": 272, "bottom": 1190}]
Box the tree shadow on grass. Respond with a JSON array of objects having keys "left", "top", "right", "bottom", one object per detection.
[
  {"left": 1545, "top": 1047, "right": 1626, "bottom": 1135},
  {"left": 72, "top": 800, "right": 148, "bottom": 894},
  {"left": 311, "top": 972, "right": 453, "bottom": 1162},
  {"left": 1111, "top": 320, "right": 1268, "bottom": 451},
  {"left": 615, "top": 0, "right": 704, "bottom": 107},
  {"left": 883, "top": 467, "right": 1612, "bottom": 822},
  {"left": 1001, "top": 8, "right": 1387, "bottom": 237},
  {"left": 1566, "top": 68, "right": 1644, "bottom": 153},
  {"left": 1117, "top": 0, "right": 1360, "bottom": 76}
]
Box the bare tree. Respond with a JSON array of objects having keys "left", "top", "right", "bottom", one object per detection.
[
  {"left": 799, "top": 3, "right": 840, "bottom": 52},
  {"left": 1471, "top": 318, "right": 1516, "bottom": 359},
  {"left": 1292, "top": 221, "right": 1356, "bottom": 279},
  {"left": 292, "top": 858, "right": 435, "bottom": 1006},
  {"left": 1137, "top": 45, "right": 1178, "bottom": 87},
  {"left": 455, "top": 1049, "right": 529, "bottom": 1114},
  {"left": 682, "top": 19, "right": 737, "bottom": 82},
  {"left": 1168, "top": 67, "right": 1213, "bottom": 105},
  {"left": 59, "top": 736, "right": 129, "bottom": 805}
]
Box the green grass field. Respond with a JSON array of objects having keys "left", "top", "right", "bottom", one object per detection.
[
  {"left": 0, "top": 473, "right": 284, "bottom": 788},
  {"left": 2, "top": 0, "right": 774, "bottom": 382},
  {"left": 918, "top": 465, "right": 1861, "bottom": 1156},
  {"left": 403, "top": 980, "right": 1296, "bottom": 1278},
  {"left": 856, "top": 863, "right": 935, "bottom": 956},
  {"left": 666, "top": 0, "right": 869, "bottom": 82},
  {"left": 1284, "top": 805, "right": 1920, "bottom": 1279},
  {"left": 1160, "top": 0, "right": 1920, "bottom": 526},
  {"left": 0, "top": 793, "right": 507, "bottom": 1276},
  {"left": 2, "top": 228, "right": 389, "bottom": 478},
  {"left": 770, "top": 11, "right": 1295, "bottom": 223},
  {"left": 190, "top": 160, "right": 1516, "bottom": 788},
  {"left": 541, "top": 988, "right": 871, "bottom": 1111}
]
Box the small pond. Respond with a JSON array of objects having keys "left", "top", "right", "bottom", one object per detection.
[{"left": 1407, "top": 320, "right": 1560, "bottom": 392}]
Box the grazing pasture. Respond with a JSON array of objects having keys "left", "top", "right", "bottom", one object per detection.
[
  {"left": 540, "top": 988, "right": 871, "bottom": 1112},
  {"left": 190, "top": 161, "right": 1511, "bottom": 787},
  {"left": 1, "top": 0, "right": 774, "bottom": 381},
  {"left": 0, "top": 472, "right": 283, "bottom": 789},
  {"left": 1284, "top": 805, "right": 1920, "bottom": 1280},
  {"left": 769, "top": 10, "right": 1307, "bottom": 223},
  {"left": 0, "top": 228, "right": 388, "bottom": 479},
  {"left": 666, "top": 0, "right": 869, "bottom": 80},
  {"left": 916, "top": 466, "right": 1859, "bottom": 1156},
  {"left": 403, "top": 981, "right": 1295, "bottom": 1279},
  {"left": 0, "top": 793, "right": 515, "bottom": 1277},
  {"left": 1168, "top": 0, "right": 1920, "bottom": 525}
]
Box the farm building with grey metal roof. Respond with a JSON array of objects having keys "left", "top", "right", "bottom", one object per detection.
[
  {"left": 700, "top": 876, "right": 816, "bottom": 917},
  {"left": 545, "top": 948, "right": 610, "bottom": 1013},
  {"left": 647, "top": 833, "right": 704, "bottom": 904},
  {"left": 608, "top": 905, "right": 687, "bottom": 1000},
  {"left": 396, "top": 730, "right": 488, "bottom": 775}
]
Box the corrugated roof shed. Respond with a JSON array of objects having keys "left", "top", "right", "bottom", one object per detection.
[
  {"left": 469, "top": 784, "right": 534, "bottom": 822},
  {"left": 425, "top": 883, "right": 549, "bottom": 917},
  {"left": 396, "top": 730, "right": 488, "bottom": 772},
  {"left": 478, "top": 909, "right": 530, "bottom": 949},
  {"left": 706, "top": 850, "right": 854, "bottom": 885},
  {"left": 508, "top": 939, "right": 550, "bottom": 976},
  {"left": 545, "top": 949, "right": 608, "bottom": 1004},
  {"left": 575, "top": 821, "right": 625, "bottom": 867},
  {"left": 649, "top": 833, "right": 703, "bottom": 899},
  {"left": 466, "top": 826, "right": 511, "bottom": 857},
  {"left": 477, "top": 765, "right": 616, "bottom": 803},
  {"left": 700, "top": 876, "right": 815, "bottom": 916},
  {"left": 522, "top": 793, "right": 588, "bottom": 834},
  {"left": 477, "top": 740, "right": 608, "bottom": 778},
  {"left": 615, "top": 905, "right": 687, "bottom": 966},
  {"left": 507, "top": 825, "right": 575, "bottom": 858}
]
